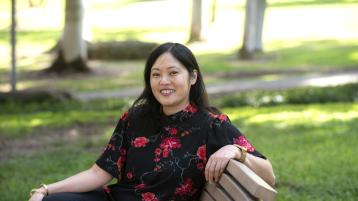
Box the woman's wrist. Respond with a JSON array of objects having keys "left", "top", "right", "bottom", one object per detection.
[
  {"left": 29, "top": 188, "right": 46, "bottom": 197},
  {"left": 30, "top": 184, "right": 49, "bottom": 197},
  {"left": 233, "top": 144, "right": 247, "bottom": 163}
]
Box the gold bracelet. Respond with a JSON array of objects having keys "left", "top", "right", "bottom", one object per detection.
[
  {"left": 233, "top": 144, "right": 248, "bottom": 163},
  {"left": 40, "top": 184, "right": 49, "bottom": 195},
  {"left": 29, "top": 189, "right": 46, "bottom": 197}
]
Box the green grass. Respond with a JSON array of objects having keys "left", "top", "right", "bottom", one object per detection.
[
  {"left": 224, "top": 103, "right": 358, "bottom": 200},
  {"left": 1, "top": 102, "right": 357, "bottom": 201},
  {"left": 0, "top": 99, "right": 131, "bottom": 138}
]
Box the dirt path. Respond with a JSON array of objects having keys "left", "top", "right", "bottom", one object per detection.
[{"left": 76, "top": 70, "right": 358, "bottom": 100}]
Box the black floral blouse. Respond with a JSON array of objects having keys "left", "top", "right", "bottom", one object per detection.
[{"left": 96, "top": 104, "right": 266, "bottom": 201}]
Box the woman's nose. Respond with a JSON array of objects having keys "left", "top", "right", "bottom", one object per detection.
[{"left": 159, "top": 75, "right": 171, "bottom": 85}]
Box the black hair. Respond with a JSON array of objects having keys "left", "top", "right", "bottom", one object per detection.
[{"left": 130, "top": 42, "right": 219, "bottom": 117}]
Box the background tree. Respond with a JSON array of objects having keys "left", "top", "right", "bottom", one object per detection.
[
  {"left": 10, "top": 0, "right": 17, "bottom": 91},
  {"left": 46, "top": 0, "right": 89, "bottom": 74},
  {"left": 239, "top": 0, "right": 266, "bottom": 59},
  {"left": 188, "top": 0, "right": 202, "bottom": 43}
]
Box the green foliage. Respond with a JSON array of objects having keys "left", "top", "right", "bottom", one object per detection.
[{"left": 214, "top": 83, "right": 358, "bottom": 108}]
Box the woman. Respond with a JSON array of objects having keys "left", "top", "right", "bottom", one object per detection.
[{"left": 29, "top": 42, "right": 275, "bottom": 201}]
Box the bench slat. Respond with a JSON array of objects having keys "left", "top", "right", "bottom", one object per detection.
[
  {"left": 205, "top": 183, "right": 233, "bottom": 201},
  {"left": 200, "top": 190, "right": 216, "bottom": 201},
  {"left": 219, "top": 173, "right": 258, "bottom": 201},
  {"left": 226, "top": 160, "right": 277, "bottom": 201}
]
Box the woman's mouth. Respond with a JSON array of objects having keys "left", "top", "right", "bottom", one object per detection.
[{"left": 160, "top": 89, "right": 175, "bottom": 96}]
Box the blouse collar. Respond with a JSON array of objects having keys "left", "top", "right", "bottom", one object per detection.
[{"left": 160, "top": 103, "right": 199, "bottom": 125}]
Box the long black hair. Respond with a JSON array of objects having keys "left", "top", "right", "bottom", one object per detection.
[{"left": 130, "top": 42, "right": 219, "bottom": 116}]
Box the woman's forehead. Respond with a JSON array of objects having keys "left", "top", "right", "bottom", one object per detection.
[{"left": 152, "top": 53, "right": 184, "bottom": 71}]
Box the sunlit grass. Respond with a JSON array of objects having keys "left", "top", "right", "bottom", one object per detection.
[
  {"left": 1, "top": 102, "right": 357, "bottom": 200},
  {"left": 222, "top": 103, "right": 358, "bottom": 200}
]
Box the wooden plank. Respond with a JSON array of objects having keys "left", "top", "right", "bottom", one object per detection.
[
  {"left": 204, "top": 183, "right": 233, "bottom": 201},
  {"left": 226, "top": 159, "right": 277, "bottom": 201},
  {"left": 219, "top": 173, "right": 257, "bottom": 201},
  {"left": 200, "top": 190, "right": 216, "bottom": 201}
]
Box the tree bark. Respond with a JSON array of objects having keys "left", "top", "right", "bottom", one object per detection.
[
  {"left": 10, "top": 0, "right": 17, "bottom": 91},
  {"left": 188, "top": 0, "right": 202, "bottom": 43},
  {"left": 239, "top": 0, "right": 266, "bottom": 59},
  {"left": 46, "top": 0, "right": 90, "bottom": 74}
]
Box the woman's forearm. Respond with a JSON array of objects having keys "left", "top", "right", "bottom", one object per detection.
[
  {"left": 46, "top": 164, "right": 112, "bottom": 194},
  {"left": 243, "top": 154, "right": 276, "bottom": 187}
]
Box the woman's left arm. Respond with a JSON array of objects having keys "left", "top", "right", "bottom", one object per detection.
[
  {"left": 205, "top": 145, "right": 275, "bottom": 187},
  {"left": 241, "top": 148, "right": 276, "bottom": 187}
]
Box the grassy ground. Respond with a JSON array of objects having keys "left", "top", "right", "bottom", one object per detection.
[{"left": 1, "top": 102, "right": 357, "bottom": 201}]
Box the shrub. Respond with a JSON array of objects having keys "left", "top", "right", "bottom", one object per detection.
[{"left": 214, "top": 83, "right": 358, "bottom": 107}]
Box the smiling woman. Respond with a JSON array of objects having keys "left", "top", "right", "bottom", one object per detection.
[{"left": 28, "top": 43, "right": 275, "bottom": 201}]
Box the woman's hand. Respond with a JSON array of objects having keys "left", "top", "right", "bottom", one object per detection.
[
  {"left": 28, "top": 189, "right": 46, "bottom": 201},
  {"left": 205, "top": 145, "right": 239, "bottom": 183}
]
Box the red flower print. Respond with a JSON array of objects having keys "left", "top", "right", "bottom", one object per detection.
[
  {"left": 196, "top": 163, "right": 204, "bottom": 170},
  {"left": 127, "top": 172, "right": 133, "bottom": 179},
  {"left": 160, "top": 137, "right": 181, "bottom": 149},
  {"left": 120, "top": 148, "right": 127, "bottom": 156},
  {"left": 141, "top": 192, "right": 158, "bottom": 201},
  {"left": 233, "top": 136, "right": 255, "bottom": 152},
  {"left": 153, "top": 157, "right": 160, "bottom": 162},
  {"left": 120, "top": 111, "right": 128, "bottom": 120},
  {"left": 162, "top": 148, "right": 170, "bottom": 158},
  {"left": 117, "top": 155, "right": 126, "bottom": 176},
  {"left": 166, "top": 127, "right": 178, "bottom": 135},
  {"left": 184, "top": 104, "right": 198, "bottom": 114},
  {"left": 154, "top": 148, "right": 161, "bottom": 156},
  {"left": 208, "top": 112, "right": 228, "bottom": 123},
  {"left": 136, "top": 183, "right": 145, "bottom": 190},
  {"left": 154, "top": 166, "right": 161, "bottom": 171},
  {"left": 174, "top": 178, "right": 197, "bottom": 196},
  {"left": 103, "top": 186, "right": 110, "bottom": 193},
  {"left": 197, "top": 144, "right": 206, "bottom": 162},
  {"left": 132, "top": 137, "right": 150, "bottom": 148},
  {"left": 217, "top": 114, "right": 228, "bottom": 122}
]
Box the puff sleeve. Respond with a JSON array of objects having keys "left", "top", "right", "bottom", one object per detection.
[
  {"left": 96, "top": 111, "right": 130, "bottom": 180},
  {"left": 206, "top": 114, "right": 266, "bottom": 159}
]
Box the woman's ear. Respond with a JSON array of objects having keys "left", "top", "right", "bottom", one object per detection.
[{"left": 190, "top": 69, "right": 198, "bottom": 85}]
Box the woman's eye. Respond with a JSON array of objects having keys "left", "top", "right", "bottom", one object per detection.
[
  {"left": 170, "top": 71, "right": 178, "bottom": 76},
  {"left": 152, "top": 73, "right": 160, "bottom": 77}
]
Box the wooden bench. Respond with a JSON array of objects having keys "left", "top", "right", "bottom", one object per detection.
[{"left": 200, "top": 159, "right": 277, "bottom": 201}]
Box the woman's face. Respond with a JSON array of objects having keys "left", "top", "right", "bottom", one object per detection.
[{"left": 150, "top": 52, "right": 197, "bottom": 115}]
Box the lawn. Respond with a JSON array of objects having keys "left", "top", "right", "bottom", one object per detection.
[
  {"left": 1, "top": 1, "right": 358, "bottom": 93},
  {"left": 1, "top": 102, "right": 357, "bottom": 201}
]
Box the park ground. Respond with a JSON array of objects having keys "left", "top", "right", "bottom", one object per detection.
[{"left": 0, "top": 0, "right": 358, "bottom": 200}]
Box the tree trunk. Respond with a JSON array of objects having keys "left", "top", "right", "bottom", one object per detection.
[
  {"left": 239, "top": 0, "right": 266, "bottom": 59},
  {"left": 10, "top": 0, "right": 17, "bottom": 91},
  {"left": 188, "top": 0, "right": 202, "bottom": 43},
  {"left": 46, "top": 0, "right": 90, "bottom": 74},
  {"left": 254, "top": 0, "right": 266, "bottom": 52},
  {"left": 210, "top": 0, "right": 217, "bottom": 23}
]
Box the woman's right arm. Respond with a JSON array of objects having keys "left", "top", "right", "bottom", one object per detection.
[{"left": 29, "top": 164, "right": 112, "bottom": 201}]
